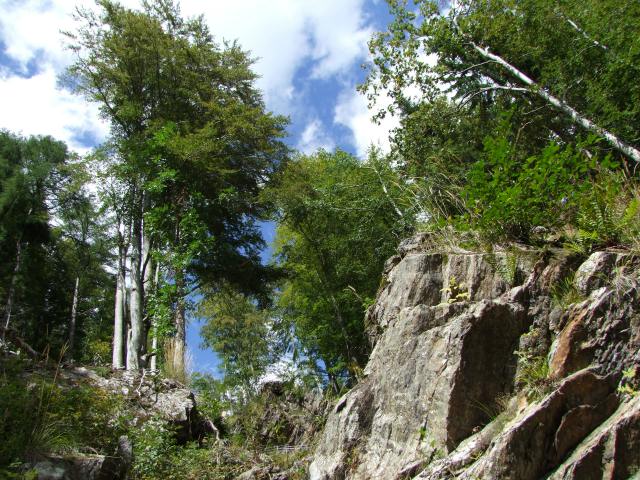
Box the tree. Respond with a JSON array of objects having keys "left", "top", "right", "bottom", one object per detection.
[
  {"left": 266, "top": 150, "right": 412, "bottom": 389},
  {"left": 65, "top": 0, "right": 288, "bottom": 371},
  {"left": 364, "top": 0, "right": 640, "bottom": 165},
  {"left": 0, "top": 131, "right": 114, "bottom": 359},
  {"left": 198, "top": 285, "right": 273, "bottom": 391}
]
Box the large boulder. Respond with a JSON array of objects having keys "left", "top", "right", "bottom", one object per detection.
[
  {"left": 310, "top": 248, "right": 535, "bottom": 480},
  {"left": 310, "top": 239, "right": 640, "bottom": 480},
  {"left": 60, "top": 368, "right": 213, "bottom": 443},
  {"left": 30, "top": 436, "right": 132, "bottom": 480}
]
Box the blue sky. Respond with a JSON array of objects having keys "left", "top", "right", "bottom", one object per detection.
[{"left": 0, "top": 0, "right": 398, "bottom": 376}]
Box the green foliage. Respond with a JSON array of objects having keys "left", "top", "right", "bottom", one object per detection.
[
  {"left": 0, "top": 356, "right": 127, "bottom": 468},
  {"left": 617, "top": 366, "right": 639, "bottom": 397},
  {"left": 0, "top": 131, "right": 114, "bottom": 361},
  {"left": 129, "top": 417, "right": 178, "bottom": 480},
  {"left": 465, "top": 130, "right": 610, "bottom": 241},
  {"left": 515, "top": 350, "right": 553, "bottom": 402},
  {"left": 65, "top": 0, "right": 288, "bottom": 370},
  {"left": 198, "top": 286, "right": 273, "bottom": 391},
  {"left": 265, "top": 149, "right": 413, "bottom": 387},
  {"left": 362, "top": 0, "right": 640, "bottom": 249},
  {"left": 570, "top": 172, "right": 640, "bottom": 253},
  {"left": 550, "top": 274, "right": 585, "bottom": 309},
  {"left": 440, "top": 276, "right": 469, "bottom": 304}
]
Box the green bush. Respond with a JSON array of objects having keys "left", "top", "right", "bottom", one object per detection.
[
  {"left": 465, "top": 134, "right": 612, "bottom": 241},
  {"left": 569, "top": 171, "right": 640, "bottom": 253},
  {"left": 0, "top": 356, "right": 127, "bottom": 468}
]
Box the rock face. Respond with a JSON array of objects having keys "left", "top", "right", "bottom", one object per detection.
[{"left": 309, "top": 243, "right": 640, "bottom": 480}]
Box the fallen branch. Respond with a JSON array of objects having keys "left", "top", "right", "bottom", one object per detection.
[{"left": 0, "top": 326, "right": 40, "bottom": 359}]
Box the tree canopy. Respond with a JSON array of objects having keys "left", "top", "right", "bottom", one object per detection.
[{"left": 65, "top": 0, "right": 288, "bottom": 371}]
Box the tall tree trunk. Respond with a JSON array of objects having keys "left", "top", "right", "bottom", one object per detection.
[
  {"left": 3, "top": 238, "right": 23, "bottom": 339},
  {"left": 142, "top": 225, "right": 153, "bottom": 354},
  {"left": 112, "top": 242, "right": 127, "bottom": 369},
  {"left": 150, "top": 262, "right": 160, "bottom": 372},
  {"left": 171, "top": 269, "right": 186, "bottom": 379},
  {"left": 127, "top": 206, "right": 144, "bottom": 370},
  {"left": 67, "top": 276, "right": 80, "bottom": 358}
]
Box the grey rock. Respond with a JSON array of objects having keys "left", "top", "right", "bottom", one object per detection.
[
  {"left": 458, "top": 368, "right": 619, "bottom": 480},
  {"left": 549, "top": 279, "right": 640, "bottom": 379},
  {"left": 365, "top": 248, "right": 535, "bottom": 346},
  {"left": 32, "top": 447, "right": 132, "bottom": 480},
  {"left": 574, "top": 252, "right": 617, "bottom": 295},
  {"left": 311, "top": 263, "right": 530, "bottom": 479},
  {"left": 548, "top": 395, "right": 640, "bottom": 480},
  {"left": 60, "top": 368, "right": 213, "bottom": 443},
  {"left": 33, "top": 461, "right": 67, "bottom": 480},
  {"left": 310, "top": 240, "right": 640, "bottom": 480}
]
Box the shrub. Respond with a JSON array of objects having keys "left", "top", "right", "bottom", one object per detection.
[
  {"left": 0, "top": 356, "right": 127, "bottom": 469},
  {"left": 569, "top": 171, "right": 640, "bottom": 253},
  {"left": 465, "top": 133, "right": 612, "bottom": 241}
]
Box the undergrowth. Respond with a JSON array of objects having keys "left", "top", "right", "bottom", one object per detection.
[{"left": 0, "top": 354, "right": 128, "bottom": 476}]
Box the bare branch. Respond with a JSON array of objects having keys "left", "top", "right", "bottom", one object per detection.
[
  {"left": 458, "top": 84, "right": 529, "bottom": 107},
  {"left": 456, "top": 30, "right": 640, "bottom": 163},
  {"left": 562, "top": 15, "right": 609, "bottom": 51}
]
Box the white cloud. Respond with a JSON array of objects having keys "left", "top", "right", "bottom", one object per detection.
[
  {"left": 0, "top": 0, "right": 76, "bottom": 71},
  {"left": 297, "top": 118, "right": 335, "bottom": 154},
  {"left": 165, "top": 0, "right": 372, "bottom": 113},
  {"left": 0, "top": 66, "right": 109, "bottom": 154},
  {"left": 0, "top": 0, "right": 379, "bottom": 153},
  {"left": 334, "top": 86, "right": 399, "bottom": 158}
]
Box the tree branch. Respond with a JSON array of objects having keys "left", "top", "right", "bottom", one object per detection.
[
  {"left": 458, "top": 33, "right": 640, "bottom": 163},
  {"left": 458, "top": 84, "right": 529, "bottom": 107},
  {"left": 560, "top": 14, "right": 609, "bottom": 51}
]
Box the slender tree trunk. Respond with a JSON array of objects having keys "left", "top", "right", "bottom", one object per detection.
[
  {"left": 141, "top": 225, "right": 153, "bottom": 354},
  {"left": 172, "top": 269, "right": 186, "bottom": 379},
  {"left": 3, "top": 238, "right": 23, "bottom": 339},
  {"left": 67, "top": 276, "right": 80, "bottom": 357},
  {"left": 127, "top": 207, "right": 144, "bottom": 370},
  {"left": 150, "top": 262, "right": 160, "bottom": 372},
  {"left": 112, "top": 242, "right": 127, "bottom": 369}
]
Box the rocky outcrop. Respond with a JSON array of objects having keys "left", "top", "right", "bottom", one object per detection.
[
  {"left": 255, "top": 380, "right": 327, "bottom": 447},
  {"left": 30, "top": 436, "right": 132, "bottom": 480},
  {"left": 60, "top": 367, "right": 213, "bottom": 443},
  {"left": 310, "top": 243, "right": 640, "bottom": 480}
]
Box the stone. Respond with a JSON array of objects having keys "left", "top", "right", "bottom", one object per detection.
[
  {"left": 310, "top": 240, "right": 640, "bottom": 479},
  {"left": 457, "top": 369, "right": 619, "bottom": 480},
  {"left": 574, "top": 252, "right": 617, "bottom": 296},
  {"left": 60, "top": 368, "right": 213, "bottom": 443},
  {"left": 310, "top": 297, "right": 528, "bottom": 479},
  {"left": 549, "top": 281, "right": 640, "bottom": 379},
  {"left": 548, "top": 395, "right": 640, "bottom": 479},
  {"left": 365, "top": 247, "right": 535, "bottom": 346},
  {"left": 31, "top": 446, "right": 132, "bottom": 480}
]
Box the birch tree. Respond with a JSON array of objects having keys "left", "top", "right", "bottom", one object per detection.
[{"left": 364, "top": 0, "right": 640, "bottom": 164}]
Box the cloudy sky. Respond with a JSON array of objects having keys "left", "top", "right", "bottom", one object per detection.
[
  {"left": 0, "top": 0, "right": 398, "bottom": 158},
  {"left": 0, "top": 0, "right": 398, "bottom": 375}
]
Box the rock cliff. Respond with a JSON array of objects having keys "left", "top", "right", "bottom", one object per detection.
[{"left": 310, "top": 236, "right": 640, "bottom": 479}]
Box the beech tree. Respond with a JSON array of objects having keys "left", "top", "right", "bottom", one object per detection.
[{"left": 65, "top": 0, "right": 287, "bottom": 372}]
